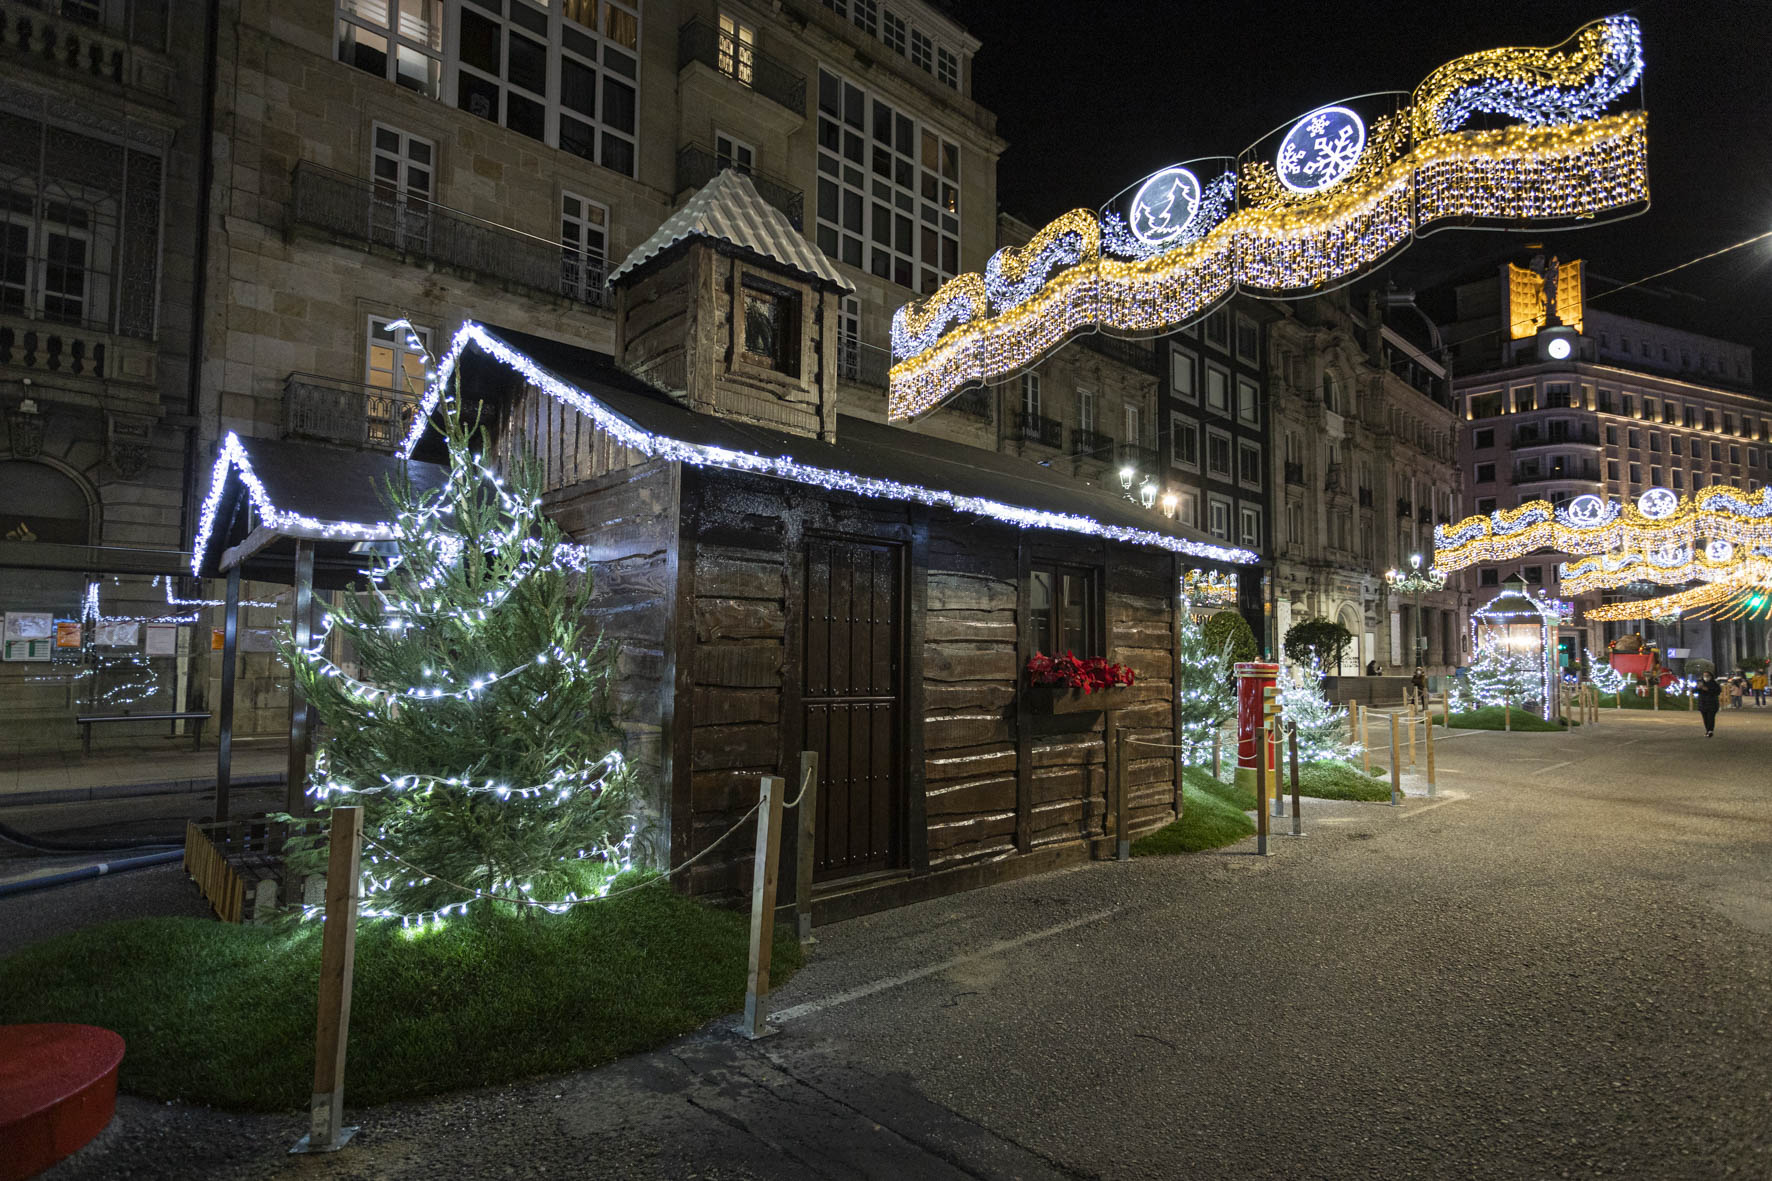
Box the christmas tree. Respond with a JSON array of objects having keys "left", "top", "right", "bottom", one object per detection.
[
  {"left": 1464, "top": 641, "right": 1544, "bottom": 709},
  {"left": 1277, "top": 665, "right": 1354, "bottom": 763},
  {"left": 1584, "top": 649, "right": 1629, "bottom": 696},
  {"left": 1175, "top": 609, "right": 1236, "bottom": 765},
  {"left": 282, "top": 378, "right": 636, "bottom": 925}
]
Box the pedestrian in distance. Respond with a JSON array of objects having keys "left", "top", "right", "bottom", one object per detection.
[
  {"left": 1729, "top": 675, "right": 1746, "bottom": 710},
  {"left": 1366, "top": 659, "right": 1381, "bottom": 676},
  {"left": 1411, "top": 665, "right": 1428, "bottom": 710},
  {"left": 1695, "top": 672, "right": 1723, "bottom": 737},
  {"left": 1754, "top": 670, "right": 1767, "bottom": 707}
]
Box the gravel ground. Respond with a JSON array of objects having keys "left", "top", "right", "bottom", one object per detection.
[{"left": 28, "top": 708, "right": 1772, "bottom": 1179}]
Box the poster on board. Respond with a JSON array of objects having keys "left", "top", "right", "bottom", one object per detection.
[
  {"left": 144, "top": 623, "right": 178, "bottom": 656},
  {"left": 96, "top": 620, "right": 142, "bottom": 647},
  {"left": 3, "top": 612, "right": 54, "bottom": 661}
]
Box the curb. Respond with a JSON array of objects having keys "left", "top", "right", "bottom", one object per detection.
[{"left": 0, "top": 772, "right": 285, "bottom": 810}]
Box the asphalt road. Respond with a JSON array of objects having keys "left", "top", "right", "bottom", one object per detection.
[{"left": 30, "top": 706, "right": 1772, "bottom": 1179}]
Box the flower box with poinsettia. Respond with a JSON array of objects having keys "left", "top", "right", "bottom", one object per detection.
[{"left": 1024, "top": 652, "right": 1136, "bottom": 713}]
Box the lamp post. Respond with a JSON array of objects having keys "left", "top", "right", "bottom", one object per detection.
[{"left": 1385, "top": 552, "right": 1447, "bottom": 669}]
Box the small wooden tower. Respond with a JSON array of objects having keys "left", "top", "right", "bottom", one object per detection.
[{"left": 608, "top": 170, "right": 855, "bottom": 443}]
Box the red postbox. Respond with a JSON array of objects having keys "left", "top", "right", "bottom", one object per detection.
[{"left": 1234, "top": 661, "right": 1280, "bottom": 791}]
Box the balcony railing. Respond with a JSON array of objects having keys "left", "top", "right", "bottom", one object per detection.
[
  {"left": 0, "top": 1, "right": 172, "bottom": 96},
  {"left": 836, "top": 335, "right": 891, "bottom": 388},
  {"left": 1119, "top": 443, "right": 1158, "bottom": 472},
  {"left": 283, "top": 373, "right": 421, "bottom": 451},
  {"left": 290, "top": 162, "right": 611, "bottom": 308},
  {"left": 1515, "top": 461, "right": 1602, "bottom": 484},
  {"left": 1080, "top": 334, "right": 1158, "bottom": 373},
  {"left": 1513, "top": 425, "right": 1600, "bottom": 448},
  {"left": 1396, "top": 499, "right": 1414, "bottom": 519},
  {"left": 1284, "top": 461, "right": 1305, "bottom": 486},
  {"left": 948, "top": 387, "right": 992, "bottom": 421},
  {"left": 678, "top": 19, "right": 806, "bottom": 115},
  {"left": 1071, "top": 427, "right": 1113, "bottom": 460},
  {"left": 676, "top": 145, "right": 804, "bottom": 230},
  {"left": 1015, "top": 411, "right": 1062, "bottom": 448}
]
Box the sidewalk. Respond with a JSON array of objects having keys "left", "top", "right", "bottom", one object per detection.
[{"left": 0, "top": 739, "right": 287, "bottom": 805}]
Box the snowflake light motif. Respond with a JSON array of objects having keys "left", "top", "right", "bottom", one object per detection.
[{"left": 1275, "top": 105, "right": 1367, "bottom": 195}]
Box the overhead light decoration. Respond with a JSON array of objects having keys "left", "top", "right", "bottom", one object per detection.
[
  {"left": 886, "top": 15, "right": 1647, "bottom": 419},
  {"left": 1182, "top": 567, "right": 1239, "bottom": 607},
  {"left": 1433, "top": 487, "right": 1772, "bottom": 574}
]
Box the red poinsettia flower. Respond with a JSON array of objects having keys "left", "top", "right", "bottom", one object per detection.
[{"left": 1025, "top": 651, "right": 1136, "bottom": 693}]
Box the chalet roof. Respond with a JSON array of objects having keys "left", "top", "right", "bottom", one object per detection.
[
  {"left": 608, "top": 169, "right": 854, "bottom": 293},
  {"left": 191, "top": 434, "right": 445, "bottom": 587},
  {"left": 412, "top": 322, "right": 1258, "bottom": 567}
]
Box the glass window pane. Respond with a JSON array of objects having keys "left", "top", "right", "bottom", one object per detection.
[
  {"left": 602, "top": 76, "right": 635, "bottom": 134},
  {"left": 604, "top": 5, "right": 637, "bottom": 48},
  {"left": 599, "top": 133, "right": 635, "bottom": 177},
  {"left": 560, "top": 57, "right": 596, "bottom": 116},
  {"left": 1031, "top": 571, "right": 1053, "bottom": 655},
  {"left": 458, "top": 70, "right": 499, "bottom": 120},
  {"left": 505, "top": 91, "right": 545, "bottom": 141},
  {"left": 506, "top": 32, "right": 547, "bottom": 94},
  {"left": 1060, "top": 574, "right": 1088, "bottom": 655},
  {"left": 395, "top": 46, "right": 440, "bottom": 96},
  {"left": 458, "top": 8, "right": 500, "bottom": 72}
]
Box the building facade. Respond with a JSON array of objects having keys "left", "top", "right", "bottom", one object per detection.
[
  {"left": 1267, "top": 288, "right": 1465, "bottom": 676},
  {"left": 1448, "top": 258, "right": 1769, "bottom": 668}
]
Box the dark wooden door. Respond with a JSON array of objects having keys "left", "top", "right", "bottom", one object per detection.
[{"left": 803, "top": 535, "right": 903, "bottom": 880}]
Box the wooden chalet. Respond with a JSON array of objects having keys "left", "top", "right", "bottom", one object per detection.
[{"left": 416, "top": 172, "right": 1262, "bottom": 920}]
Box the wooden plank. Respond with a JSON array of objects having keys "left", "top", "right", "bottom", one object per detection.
[
  {"left": 922, "top": 642, "right": 1017, "bottom": 682},
  {"left": 695, "top": 598, "right": 786, "bottom": 642},
  {"left": 308, "top": 805, "right": 362, "bottom": 1150},
  {"left": 694, "top": 643, "right": 782, "bottom": 688},
  {"left": 927, "top": 571, "right": 1017, "bottom": 612},
  {"left": 905, "top": 509, "right": 930, "bottom": 874},
  {"left": 925, "top": 774, "right": 1017, "bottom": 817},
  {"left": 691, "top": 723, "right": 780, "bottom": 770},
  {"left": 779, "top": 506, "right": 805, "bottom": 890},
  {"left": 924, "top": 712, "right": 1013, "bottom": 750},
  {"left": 926, "top": 745, "right": 1018, "bottom": 781},
  {"left": 924, "top": 610, "right": 1018, "bottom": 643},
  {"left": 924, "top": 682, "right": 1017, "bottom": 711},
  {"left": 691, "top": 688, "right": 780, "bottom": 726},
  {"left": 694, "top": 550, "right": 783, "bottom": 600},
  {"left": 741, "top": 775, "right": 784, "bottom": 1038}
]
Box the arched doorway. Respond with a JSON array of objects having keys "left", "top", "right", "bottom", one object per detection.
[
  {"left": 0, "top": 460, "right": 95, "bottom": 544},
  {"left": 1337, "top": 603, "right": 1363, "bottom": 676}
]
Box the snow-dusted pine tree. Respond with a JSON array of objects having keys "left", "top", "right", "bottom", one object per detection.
[
  {"left": 1277, "top": 665, "right": 1354, "bottom": 763},
  {"left": 281, "top": 377, "right": 636, "bottom": 924},
  {"left": 1175, "top": 610, "right": 1236, "bottom": 764}
]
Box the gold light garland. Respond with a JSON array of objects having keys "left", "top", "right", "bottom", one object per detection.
[{"left": 886, "top": 17, "right": 1647, "bottom": 420}]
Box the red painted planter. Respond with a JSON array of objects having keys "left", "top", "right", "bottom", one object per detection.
[{"left": 0, "top": 1024, "right": 125, "bottom": 1181}]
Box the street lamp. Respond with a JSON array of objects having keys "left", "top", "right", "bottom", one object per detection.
[{"left": 1385, "top": 552, "right": 1447, "bottom": 668}]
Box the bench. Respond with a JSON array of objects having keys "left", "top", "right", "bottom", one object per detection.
[{"left": 75, "top": 711, "right": 211, "bottom": 756}]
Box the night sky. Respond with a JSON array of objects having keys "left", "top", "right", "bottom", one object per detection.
[{"left": 961, "top": 0, "right": 1772, "bottom": 373}]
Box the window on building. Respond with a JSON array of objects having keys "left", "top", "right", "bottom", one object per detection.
[
  {"left": 1672, "top": 470, "right": 1684, "bottom": 490},
  {"left": 1287, "top": 501, "right": 1305, "bottom": 544},
  {"left": 1604, "top": 426, "right": 1617, "bottom": 445},
  {"left": 1651, "top": 466, "right": 1662, "bottom": 485},
  {"left": 1684, "top": 405, "right": 1697, "bottom": 428},
  {"left": 1204, "top": 310, "right": 1229, "bottom": 350},
  {"left": 366, "top": 315, "right": 430, "bottom": 395},
  {"left": 1238, "top": 440, "right": 1261, "bottom": 487},
  {"left": 715, "top": 132, "right": 754, "bottom": 173},
  {"left": 1473, "top": 428, "right": 1494, "bottom": 449},
  {"left": 1207, "top": 430, "right": 1232, "bottom": 478},
  {"left": 717, "top": 13, "right": 755, "bottom": 84},
  {"left": 740, "top": 280, "right": 799, "bottom": 374},
  {"left": 1546, "top": 383, "right": 1572, "bottom": 408},
  {"left": 1731, "top": 445, "right": 1741, "bottom": 465},
  {"left": 1321, "top": 373, "right": 1340, "bottom": 414},
  {"left": 1170, "top": 347, "right": 1196, "bottom": 401},
  {"left": 1620, "top": 394, "right": 1634, "bottom": 417},
  {"left": 1663, "top": 402, "right": 1677, "bottom": 425},
  {"left": 1619, "top": 337, "right": 1631, "bottom": 354},
  {"left": 1643, "top": 397, "right": 1658, "bottom": 421},
  {"left": 337, "top": 0, "right": 443, "bottom": 96},
  {"left": 908, "top": 28, "right": 932, "bottom": 71},
  {"left": 1596, "top": 389, "right": 1614, "bottom": 414},
  {"left": 1475, "top": 462, "right": 1495, "bottom": 484},
  {"left": 1177, "top": 489, "right": 1198, "bottom": 527},
  {"left": 1627, "top": 428, "right": 1640, "bottom": 449},
  {"left": 1235, "top": 315, "right": 1259, "bottom": 362},
  {"left": 1029, "top": 564, "right": 1098, "bottom": 658},
  {"left": 1205, "top": 366, "right": 1230, "bottom": 414},
  {"left": 1236, "top": 377, "right": 1259, "bottom": 426},
  {"left": 559, "top": 191, "right": 607, "bottom": 302},
  {"left": 1606, "top": 460, "right": 1619, "bottom": 481},
  {"left": 1649, "top": 432, "right": 1661, "bottom": 453},
  {"left": 1705, "top": 409, "right": 1717, "bottom": 431},
  {"left": 1122, "top": 402, "right": 1142, "bottom": 449},
  {"left": 1629, "top": 462, "right": 1641, "bottom": 485},
  {"left": 1712, "top": 442, "right": 1724, "bottom": 462},
  {"left": 450, "top": 1, "right": 638, "bottom": 175},
  {"left": 936, "top": 46, "right": 959, "bottom": 89},
  {"left": 1170, "top": 415, "right": 1199, "bottom": 469},
  {"left": 881, "top": 8, "right": 905, "bottom": 53},
  {"left": 816, "top": 68, "right": 958, "bottom": 292},
  {"left": 1077, "top": 387, "right": 1095, "bottom": 434},
  {"left": 1207, "top": 496, "right": 1231, "bottom": 540},
  {"left": 1523, "top": 566, "right": 1542, "bottom": 584},
  {"left": 1514, "top": 386, "right": 1536, "bottom": 413},
  {"left": 1670, "top": 435, "right": 1683, "bottom": 456},
  {"left": 1239, "top": 504, "right": 1262, "bottom": 549},
  {"left": 1476, "top": 497, "right": 1498, "bottom": 515},
  {"left": 1751, "top": 448, "right": 1762, "bottom": 468},
  {"left": 369, "top": 123, "right": 434, "bottom": 250},
  {"left": 1724, "top": 412, "right": 1736, "bottom": 435},
  {"left": 1020, "top": 372, "right": 1041, "bottom": 418}
]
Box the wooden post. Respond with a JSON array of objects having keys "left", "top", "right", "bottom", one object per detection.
[
  {"left": 215, "top": 566, "right": 240, "bottom": 823},
  {"left": 741, "top": 775, "right": 785, "bottom": 1039},
  {"left": 1441, "top": 690, "right": 1450, "bottom": 729},
  {"left": 1388, "top": 712, "right": 1401, "bottom": 806},
  {"left": 292, "top": 805, "right": 362, "bottom": 1154},
  {"left": 1211, "top": 722, "right": 1222, "bottom": 782},
  {"left": 1255, "top": 723, "right": 1269, "bottom": 856},
  {"left": 1653, "top": 680, "right": 1660, "bottom": 710},
  {"left": 1407, "top": 706, "right": 1417, "bottom": 765},
  {"left": 1426, "top": 707, "right": 1436, "bottom": 797},
  {"left": 1287, "top": 721, "right": 1301, "bottom": 838},
  {"left": 795, "top": 751, "right": 818, "bottom": 945},
  {"left": 1115, "top": 726, "right": 1131, "bottom": 861},
  {"left": 1359, "top": 704, "right": 1371, "bottom": 775},
  {"left": 1504, "top": 693, "right": 1512, "bottom": 732}
]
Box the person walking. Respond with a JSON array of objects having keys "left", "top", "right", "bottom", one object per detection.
[
  {"left": 1366, "top": 659, "right": 1381, "bottom": 676},
  {"left": 1729, "top": 675, "right": 1746, "bottom": 710},
  {"left": 1411, "top": 665, "right": 1428, "bottom": 710},
  {"left": 1753, "top": 670, "right": 1767, "bottom": 707},
  {"left": 1695, "top": 672, "right": 1723, "bottom": 737}
]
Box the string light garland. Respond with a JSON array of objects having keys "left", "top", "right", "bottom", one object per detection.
[
  {"left": 1470, "top": 579, "right": 1564, "bottom": 720},
  {"left": 400, "top": 323, "right": 1260, "bottom": 566},
  {"left": 1183, "top": 567, "right": 1239, "bottom": 607},
  {"left": 1435, "top": 487, "right": 1772, "bottom": 574},
  {"left": 886, "top": 16, "right": 1647, "bottom": 419}
]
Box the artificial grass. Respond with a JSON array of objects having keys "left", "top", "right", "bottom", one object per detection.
[
  {"left": 0, "top": 873, "right": 802, "bottom": 1112},
  {"left": 1295, "top": 760, "right": 1393, "bottom": 802},
  {"left": 1595, "top": 690, "right": 1695, "bottom": 711},
  {"left": 1132, "top": 781, "right": 1255, "bottom": 855},
  {"left": 1443, "top": 705, "right": 1573, "bottom": 732}
]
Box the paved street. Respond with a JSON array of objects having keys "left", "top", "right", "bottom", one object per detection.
[{"left": 34, "top": 707, "right": 1772, "bottom": 1180}]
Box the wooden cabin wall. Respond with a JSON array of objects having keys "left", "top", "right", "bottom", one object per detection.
[
  {"left": 1107, "top": 546, "right": 1182, "bottom": 836},
  {"left": 921, "top": 519, "right": 1021, "bottom": 868},
  {"left": 541, "top": 459, "right": 680, "bottom": 862},
  {"left": 495, "top": 380, "right": 651, "bottom": 492}
]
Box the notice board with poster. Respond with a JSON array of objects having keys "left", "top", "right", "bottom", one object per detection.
[{"left": 3, "top": 612, "right": 54, "bottom": 661}]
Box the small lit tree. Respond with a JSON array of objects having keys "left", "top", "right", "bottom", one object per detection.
[
  {"left": 1278, "top": 665, "right": 1355, "bottom": 763},
  {"left": 1175, "top": 610, "right": 1236, "bottom": 765},
  {"left": 1465, "top": 641, "right": 1544, "bottom": 709}
]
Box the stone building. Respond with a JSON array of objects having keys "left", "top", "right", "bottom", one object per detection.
[
  {"left": 1446, "top": 256, "right": 1769, "bottom": 668},
  {"left": 1267, "top": 288, "right": 1466, "bottom": 676},
  {"left": 0, "top": 2, "right": 210, "bottom": 752}
]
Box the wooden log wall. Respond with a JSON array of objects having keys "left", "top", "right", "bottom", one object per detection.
[{"left": 1107, "top": 548, "right": 1182, "bottom": 837}]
